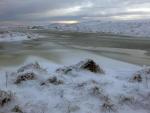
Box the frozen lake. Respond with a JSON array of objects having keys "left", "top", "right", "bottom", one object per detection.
[{"left": 0, "top": 30, "right": 150, "bottom": 67}]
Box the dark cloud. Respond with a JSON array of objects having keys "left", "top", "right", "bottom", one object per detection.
[{"left": 0, "top": 0, "right": 150, "bottom": 23}]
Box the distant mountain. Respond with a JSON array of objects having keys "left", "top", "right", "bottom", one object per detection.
[{"left": 46, "top": 20, "right": 150, "bottom": 37}]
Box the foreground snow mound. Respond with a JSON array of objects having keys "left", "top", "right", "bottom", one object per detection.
[
  {"left": 0, "top": 31, "right": 40, "bottom": 42},
  {"left": 0, "top": 59, "right": 150, "bottom": 113},
  {"left": 9, "top": 62, "right": 47, "bottom": 84}
]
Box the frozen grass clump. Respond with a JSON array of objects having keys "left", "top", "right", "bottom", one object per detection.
[
  {"left": 77, "top": 59, "right": 104, "bottom": 73},
  {"left": 132, "top": 74, "right": 142, "bottom": 82},
  {"left": 40, "top": 76, "right": 64, "bottom": 86},
  {"left": 118, "top": 94, "right": 135, "bottom": 105},
  {"left": 56, "top": 66, "right": 73, "bottom": 75},
  {"left": 135, "top": 92, "right": 150, "bottom": 111},
  {"left": 11, "top": 105, "right": 23, "bottom": 113},
  {"left": 92, "top": 86, "right": 103, "bottom": 97},
  {"left": 131, "top": 66, "right": 150, "bottom": 87},
  {"left": 17, "top": 62, "right": 46, "bottom": 73},
  {"left": 0, "top": 90, "right": 12, "bottom": 107},
  {"left": 10, "top": 62, "right": 47, "bottom": 85},
  {"left": 14, "top": 72, "right": 36, "bottom": 84},
  {"left": 75, "top": 82, "right": 87, "bottom": 89},
  {"left": 56, "top": 59, "right": 104, "bottom": 75},
  {"left": 132, "top": 66, "right": 150, "bottom": 81},
  {"left": 90, "top": 85, "right": 111, "bottom": 102},
  {"left": 101, "top": 100, "right": 117, "bottom": 112},
  {"left": 89, "top": 85, "right": 118, "bottom": 112}
]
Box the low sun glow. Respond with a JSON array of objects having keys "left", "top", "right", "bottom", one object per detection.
[
  {"left": 51, "top": 20, "right": 79, "bottom": 24},
  {"left": 127, "top": 8, "right": 150, "bottom": 12}
]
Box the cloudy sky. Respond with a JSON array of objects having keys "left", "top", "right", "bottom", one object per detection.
[{"left": 0, "top": 0, "right": 150, "bottom": 24}]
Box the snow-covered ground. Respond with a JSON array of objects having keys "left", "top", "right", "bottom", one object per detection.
[
  {"left": 0, "top": 51, "right": 150, "bottom": 113},
  {"left": 0, "top": 31, "right": 42, "bottom": 42},
  {"left": 46, "top": 20, "right": 150, "bottom": 37}
]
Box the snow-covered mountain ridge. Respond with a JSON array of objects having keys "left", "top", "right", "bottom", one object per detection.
[{"left": 46, "top": 20, "right": 150, "bottom": 37}]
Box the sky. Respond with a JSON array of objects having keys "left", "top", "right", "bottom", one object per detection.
[{"left": 0, "top": 0, "right": 150, "bottom": 24}]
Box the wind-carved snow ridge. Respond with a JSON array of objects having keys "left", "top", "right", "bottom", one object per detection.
[
  {"left": 0, "top": 59, "right": 150, "bottom": 113},
  {"left": 0, "top": 31, "right": 41, "bottom": 42},
  {"left": 46, "top": 20, "right": 150, "bottom": 37}
]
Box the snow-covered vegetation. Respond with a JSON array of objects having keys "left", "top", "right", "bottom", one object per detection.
[
  {"left": 0, "top": 31, "right": 40, "bottom": 42},
  {"left": 46, "top": 20, "right": 150, "bottom": 37},
  {"left": 0, "top": 56, "right": 150, "bottom": 113}
]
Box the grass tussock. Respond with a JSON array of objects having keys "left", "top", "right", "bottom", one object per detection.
[
  {"left": 56, "top": 59, "right": 105, "bottom": 75},
  {"left": 14, "top": 72, "right": 36, "bottom": 84},
  {"left": 0, "top": 90, "right": 12, "bottom": 107},
  {"left": 101, "top": 100, "right": 117, "bottom": 112},
  {"left": 41, "top": 76, "right": 64, "bottom": 86},
  {"left": 11, "top": 105, "right": 23, "bottom": 113}
]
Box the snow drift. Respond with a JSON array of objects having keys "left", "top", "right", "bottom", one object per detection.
[{"left": 0, "top": 58, "right": 150, "bottom": 113}]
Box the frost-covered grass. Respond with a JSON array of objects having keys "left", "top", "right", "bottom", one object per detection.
[{"left": 0, "top": 55, "right": 150, "bottom": 113}]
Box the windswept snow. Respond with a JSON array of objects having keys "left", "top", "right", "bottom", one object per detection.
[
  {"left": 46, "top": 20, "right": 150, "bottom": 37},
  {"left": 0, "top": 31, "right": 41, "bottom": 42},
  {"left": 0, "top": 55, "right": 150, "bottom": 113}
]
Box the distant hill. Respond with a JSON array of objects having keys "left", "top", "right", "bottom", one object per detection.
[{"left": 45, "top": 20, "right": 150, "bottom": 37}]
